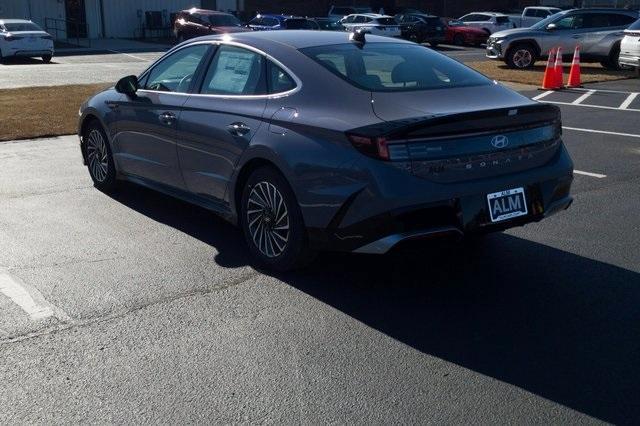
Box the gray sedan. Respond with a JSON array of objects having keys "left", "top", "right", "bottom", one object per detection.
[{"left": 78, "top": 31, "right": 573, "bottom": 270}]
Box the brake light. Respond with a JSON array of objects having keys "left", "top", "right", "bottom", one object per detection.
[{"left": 347, "top": 134, "right": 390, "bottom": 160}]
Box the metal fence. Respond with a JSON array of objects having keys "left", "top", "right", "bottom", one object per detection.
[{"left": 44, "top": 18, "right": 91, "bottom": 48}]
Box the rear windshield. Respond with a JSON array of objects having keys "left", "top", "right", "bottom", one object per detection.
[
  {"left": 376, "top": 18, "right": 397, "bottom": 25},
  {"left": 208, "top": 14, "right": 241, "bottom": 27},
  {"left": 3, "top": 22, "right": 42, "bottom": 32},
  {"left": 302, "top": 43, "right": 490, "bottom": 92},
  {"left": 628, "top": 18, "right": 640, "bottom": 30}
]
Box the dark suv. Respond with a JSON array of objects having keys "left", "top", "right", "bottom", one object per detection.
[{"left": 173, "top": 9, "right": 250, "bottom": 42}]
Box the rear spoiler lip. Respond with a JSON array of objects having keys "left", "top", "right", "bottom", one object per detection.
[{"left": 347, "top": 103, "right": 561, "bottom": 141}]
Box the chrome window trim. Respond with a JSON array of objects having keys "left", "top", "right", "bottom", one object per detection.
[{"left": 137, "top": 39, "right": 302, "bottom": 100}]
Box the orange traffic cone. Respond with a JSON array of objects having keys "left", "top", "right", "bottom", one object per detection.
[
  {"left": 541, "top": 48, "right": 558, "bottom": 90},
  {"left": 567, "top": 45, "right": 582, "bottom": 88},
  {"left": 554, "top": 47, "right": 564, "bottom": 89}
]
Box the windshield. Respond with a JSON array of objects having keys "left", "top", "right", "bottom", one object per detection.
[
  {"left": 531, "top": 10, "right": 567, "bottom": 29},
  {"left": 628, "top": 18, "right": 640, "bottom": 30},
  {"left": 3, "top": 22, "right": 43, "bottom": 32},
  {"left": 208, "top": 14, "right": 241, "bottom": 26},
  {"left": 302, "top": 43, "right": 490, "bottom": 92}
]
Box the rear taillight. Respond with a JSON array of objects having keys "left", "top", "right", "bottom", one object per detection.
[{"left": 347, "top": 134, "right": 390, "bottom": 160}]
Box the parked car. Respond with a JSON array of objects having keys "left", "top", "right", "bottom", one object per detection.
[
  {"left": 312, "top": 18, "right": 345, "bottom": 31},
  {"left": 395, "top": 13, "right": 445, "bottom": 46},
  {"left": 444, "top": 19, "right": 489, "bottom": 46},
  {"left": 509, "top": 7, "right": 562, "bottom": 28},
  {"left": 173, "top": 9, "right": 250, "bottom": 42},
  {"left": 328, "top": 6, "right": 373, "bottom": 20},
  {"left": 619, "top": 18, "right": 640, "bottom": 71},
  {"left": 78, "top": 31, "right": 574, "bottom": 270},
  {"left": 248, "top": 15, "right": 318, "bottom": 31},
  {"left": 339, "top": 14, "right": 401, "bottom": 38},
  {"left": 0, "top": 19, "right": 54, "bottom": 63},
  {"left": 458, "top": 12, "right": 514, "bottom": 34},
  {"left": 487, "top": 8, "right": 640, "bottom": 69}
]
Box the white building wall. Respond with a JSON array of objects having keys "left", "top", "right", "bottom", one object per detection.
[
  {"left": 101, "top": 0, "right": 201, "bottom": 38},
  {"left": 84, "top": 0, "right": 102, "bottom": 38},
  {"left": 0, "top": 0, "right": 65, "bottom": 33}
]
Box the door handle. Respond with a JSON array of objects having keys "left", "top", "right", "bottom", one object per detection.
[
  {"left": 159, "top": 112, "right": 176, "bottom": 125},
  {"left": 227, "top": 122, "right": 251, "bottom": 136}
]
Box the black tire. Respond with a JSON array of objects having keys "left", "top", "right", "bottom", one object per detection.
[
  {"left": 240, "top": 166, "right": 315, "bottom": 271},
  {"left": 430, "top": 41, "right": 439, "bottom": 48},
  {"left": 42, "top": 54, "right": 52, "bottom": 63},
  {"left": 601, "top": 44, "right": 621, "bottom": 71},
  {"left": 505, "top": 44, "right": 536, "bottom": 69},
  {"left": 83, "top": 120, "right": 117, "bottom": 192},
  {"left": 453, "top": 34, "right": 465, "bottom": 46}
]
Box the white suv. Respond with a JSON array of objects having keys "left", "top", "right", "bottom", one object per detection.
[
  {"left": 458, "top": 12, "right": 514, "bottom": 34},
  {"left": 339, "top": 14, "right": 401, "bottom": 38},
  {"left": 619, "top": 18, "right": 640, "bottom": 72}
]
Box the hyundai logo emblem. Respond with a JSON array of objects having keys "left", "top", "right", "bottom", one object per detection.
[{"left": 490, "top": 135, "right": 509, "bottom": 149}]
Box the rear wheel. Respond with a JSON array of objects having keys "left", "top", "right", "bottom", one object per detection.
[
  {"left": 600, "top": 44, "right": 621, "bottom": 70},
  {"left": 506, "top": 44, "right": 535, "bottom": 69},
  {"left": 83, "top": 121, "right": 117, "bottom": 192},
  {"left": 42, "top": 54, "right": 52, "bottom": 63},
  {"left": 240, "top": 166, "right": 315, "bottom": 271}
]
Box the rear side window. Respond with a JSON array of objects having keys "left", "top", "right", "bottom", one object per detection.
[
  {"left": 200, "top": 45, "right": 266, "bottom": 95},
  {"left": 303, "top": 43, "right": 490, "bottom": 92},
  {"left": 607, "top": 14, "right": 636, "bottom": 27},
  {"left": 376, "top": 18, "right": 397, "bottom": 25},
  {"left": 268, "top": 62, "right": 296, "bottom": 93},
  {"left": 3, "top": 22, "right": 42, "bottom": 31},
  {"left": 495, "top": 16, "right": 510, "bottom": 24}
]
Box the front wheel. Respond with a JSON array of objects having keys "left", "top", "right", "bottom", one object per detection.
[
  {"left": 240, "top": 166, "right": 315, "bottom": 271},
  {"left": 506, "top": 45, "right": 535, "bottom": 69},
  {"left": 83, "top": 121, "right": 117, "bottom": 192},
  {"left": 42, "top": 54, "right": 52, "bottom": 63}
]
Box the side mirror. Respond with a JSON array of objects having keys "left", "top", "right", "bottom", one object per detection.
[
  {"left": 115, "top": 75, "right": 138, "bottom": 96},
  {"left": 546, "top": 23, "right": 557, "bottom": 31}
]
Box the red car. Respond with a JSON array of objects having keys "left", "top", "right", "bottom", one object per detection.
[{"left": 444, "top": 19, "right": 488, "bottom": 46}]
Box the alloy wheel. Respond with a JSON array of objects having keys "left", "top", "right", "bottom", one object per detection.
[
  {"left": 512, "top": 49, "right": 533, "bottom": 68},
  {"left": 246, "top": 181, "right": 290, "bottom": 258},
  {"left": 86, "top": 129, "right": 109, "bottom": 183}
]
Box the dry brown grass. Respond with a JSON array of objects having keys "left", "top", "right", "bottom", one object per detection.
[
  {"left": 0, "top": 83, "right": 110, "bottom": 142},
  {"left": 467, "top": 60, "right": 636, "bottom": 86}
]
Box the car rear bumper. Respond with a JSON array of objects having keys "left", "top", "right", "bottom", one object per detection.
[
  {"left": 619, "top": 53, "right": 640, "bottom": 68},
  {"left": 306, "top": 144, "right": 573, "bottom": 254},
  {"left": 9, "top": 49, "right": 54, "bottom": 57}
]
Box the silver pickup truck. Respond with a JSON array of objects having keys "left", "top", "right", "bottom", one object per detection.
[{"left": 487, "top": 8, "right": 639, "bottom": 69}]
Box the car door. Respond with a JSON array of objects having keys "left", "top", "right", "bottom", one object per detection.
[
  {"left": 581, "top": 13, "right": 636, "bottom": 56},
  {"left": 177, "top": 44, "right": 268, "bottom": 201},
  {"left": 540, "top": 13, "right": 584, "bottom": 56},
  {"left": 113, "top": 43, "right": 211, "bottom": 189}
]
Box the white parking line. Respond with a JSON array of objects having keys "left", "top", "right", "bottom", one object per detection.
[
  {"left": 0, "top": 269, "right": 71, "bottom": 322},
  {"left": 619, "top": 93, "right": 639, "bottom": 110},
  {"left": 533, "top": 90, "right": 554, "bottom": 101},
  {"left": 572, "top": 90, "right": 595, "bottom": 105},
  {"left": 107, "top": 49, "right": 149, "bottom": 61},
  {"left": 563, "top": 126, "right": 640, "bottom": 139},
  {"left": 542, "top": 100, "right": 640, "bottom": 113},
  {"left": 574, "top": 170, "right": 607, "bottom": 178}
]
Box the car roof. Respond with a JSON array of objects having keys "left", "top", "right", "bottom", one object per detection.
[
  {"left": 194, "top": 30, "right": 412, "bottom": 50},
  {"left": 180, "top": 8, "right": 232, "bottom": 15}
]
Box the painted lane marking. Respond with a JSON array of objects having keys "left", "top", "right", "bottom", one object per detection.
[
  {"left": 619, "top": 93, "right": 639, "bottom": 110},
  {"left": 533, "top": 90, "right": 554, "bottom": 101},
  {"left": 574, "top": 170, "right": 607, "bottom": 178},
  {"left": 572, "top": 90, "right": 596, "bottom": 105},
  {"left": 0, "top": 269, "right": 71, "bottom": 322},
  {"left": 107, "top": 49, "right": 149, "bottom": 62},
  {"left": 542, "top": 100, "right": 640, "bottom": 113},
  {"left": 562, "top": 126, "right": 640, "bottom": 139},
  {"left": 570, "top": 87, "right": 636, "bottom": 95}
]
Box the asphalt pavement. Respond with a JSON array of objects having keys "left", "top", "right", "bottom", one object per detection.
[{"left": 1, "top": 56, "right": 639, "bottom": 422}]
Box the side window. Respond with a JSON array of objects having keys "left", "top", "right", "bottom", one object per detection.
[
  {"left": 353, "top": 16, "right": 366, "bottom": 23},
  {"left": 554, "top": 15, "right": 577, "bottom": 30},
  {"left": 344, "top": 16, "right": 356, "bottom": 23},
  {"left": 200, "top": 45, "right": 266, "bottom": 95},
  {"left": 144, "top": 44, "right": 209, "bottom": 93},
  {"left": 268, "top": 61, "right": 296, "bottom": 93},
  {"left": 249, "top": 17, "right": 262, "bottom": 26},
  {"left": 266, "top": 18, "right": 279, "bottom": 27},
  {"left": 607, "top": 14, "right": 636, "bottom": 27},
  {"left": 524, "top": 9, "right": 536, "bottom": 17}
]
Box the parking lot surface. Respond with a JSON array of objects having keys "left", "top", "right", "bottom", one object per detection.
[{"left": 1, "top": 78, "right": 639, "bottom": 423}]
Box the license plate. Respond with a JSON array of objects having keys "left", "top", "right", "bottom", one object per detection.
[{"left": 487, "top": 187, "right": 528, "bottom": 223}]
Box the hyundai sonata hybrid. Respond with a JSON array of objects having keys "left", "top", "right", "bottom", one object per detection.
[{"left": 78, "top": 30, "right": 573, "bottom": 270}]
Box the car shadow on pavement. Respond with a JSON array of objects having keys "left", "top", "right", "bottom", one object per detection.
[
  {"left": 0, "top": 57, "right": 56, "bottom": 65},
  {"left": 109, "top": 182, "right": 640, "bottom": 424}
]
